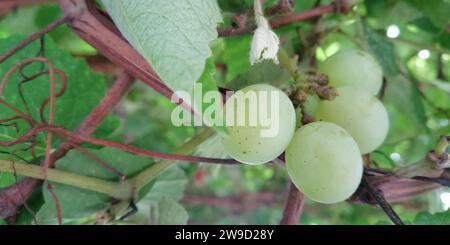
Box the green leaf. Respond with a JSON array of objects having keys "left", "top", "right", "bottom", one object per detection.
[
  {"left": 227, "top": 61, "right": 286, "bottom": 90},
  {"left": 153, "top": 197, "right": 188, "bottom": 225},
  {"left": 34, "top": 4, "right": 96, "bottom": 54},
  {"left": 381, "top": 75, "right": 429, "bottom": 163},
  {"left": 0, "top": 7, "right": 40, "bottom": 36},
  {"left": 220, "top": 36, "right": 252, "bottom": 82},
  {"left": 384, "top": 76, "right": 427, "bottom": 132},
  {"left": 140, "top": 164, "right": 187, "bottom": 201},
  {"left": 195, "top": 133, "right": 228, "bottom": 158},
  {"left": 356, "top": 20, "right": 398, "bottom": 77},
  {"left": 407, "top": 0, "right": 450, "bottom": 30},
  {"left": 36, "top": 148, "right": 188, "bottom": 224},
  {"left": 427, "top": 79, "right": 450, "bottom": 93},
  {"left": 414, "top": 211, "right": 450, "bottom": 225},
  {"left": 0, "top": 5, "right": 95, "bottom": 54},
  {"left": 218, "top": 0, "right": 253, "bottom": 12},
  {"left": 0, "top": 172, "right": 14, "bottom": 188},
  {"left": 36, "top": 184, "right": 110, "bottom": 224},
  {"left": 101, "top": 0, "right": 222, "bottom": 95},
  {"left": 365, "top": 0, "right": 422, "bottom": 27},
  {"left": 194, "top": 57, "right": 227, "bottom": 134},
  {"left": 121, "top": 166, "right": 188, "bottom": 225},
  {"left": 356, "top": 19, "right": 433, "bottom": 163},
  {"left": 0, "top": 36, "right": 115, "bottom": 160},
  {"left": 36, "top": 148, "right": 154, "bottom": 224}
]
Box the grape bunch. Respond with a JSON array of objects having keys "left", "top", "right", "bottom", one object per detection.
[{"left": 221, "top": 50, "right": 389, "bottom": 204}]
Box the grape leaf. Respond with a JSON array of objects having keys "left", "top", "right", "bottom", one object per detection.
[
  {"left": 36, "top": 184, "right": 111, "bottom": 224},
  {"left": 218, "top": 0, "right": 253, "bottom": 12},
  {"left": 427, "top": 79, "right": 450, "bottom": 93},
  {"left": 36, "top": 148, "right": 187, "bottom": 224},
  {"left": 0, "top": 5, "right": 94, "bottom": 54},
  {"left": 195, "top": 133, "right": 228, "bottom": 158},
  {"left": 153, "top": 197, "right": 188, "bottom": 225},
  {"left": 220, "top": 36, "right": 252, "bottom": 82},
  {"left": 407, "top": 0, "right": 450, "bottom": 30},
  {"left": 140, "top": 161, "right": 187, "bottom": 202},
  {"left": 227, "top": 60, "right": 286, "bottom": 90},
  {"left": 36, "top": 148, "right": 153, "bottom": 224},
  {"left": 0, "top": 36, "right": 115, "bottom": 160},
  {"left": 101, "top": 0, "right": 222, "bottom": 95},
  {"left": 0, "top": 172, "right": 14, "bottom": 188},
  {"left": 364, "top": 0, "right": 422, "bottom": 27},
  {"left": 355, "top": 21, "right": 430, "bottom": 163},
  {"left": 127, "top": 166, "right": 188, "bottom": 224},
  {"left": 193, "top": 57, "right": 227, "bottom": 134},
  {"left": 381, "top": 75, "right": 429, "bottom": 163},
  {"left": 356, "top": 20, "right": 398, "bottom": 77},
  {"left": 414, "top": 211, "right": 450, "bottom": 225},
  {"left": 0, "top": 7, "right": 40, "bottom": 36}
]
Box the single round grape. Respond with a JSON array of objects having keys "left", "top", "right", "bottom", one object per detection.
[
  {"left": 315, "top": 87, "right": 389, "bottom": 154},
  {"left": 318, "top": 50, "right": 383, "bottom": 95},
  {"left": 286, "top": 121, "right": 363, "bottom": 204},
  {"left": 222, "top": 84, "right": 296, "bottom": 164}
]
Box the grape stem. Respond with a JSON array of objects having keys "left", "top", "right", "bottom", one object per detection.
[
  {"left": 218, "top": 0, "right": 351, "bottom": 37},
  {"left": 361, "top": 175, "right": 404, "bottom": 225},
  {"left": 279, "top": 182, "right": 305, "bottom": 225},
  {"left": 0, "top": 159, "right": 124, "bottom": 199}
]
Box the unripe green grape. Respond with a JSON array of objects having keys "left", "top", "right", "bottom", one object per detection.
[
  {"left": 222, "top": 84, "right": 296, "bottom": 164},
  {"left": 286, "top": 121, "right": 363, "bottom": 204},
  {"left": 315, "top": 87, "right": 389, "bottom": 154},
  {"left": 302, "top": 94, "right": 320, "bottom": 116},
  {"left": 318, "top": 50, "right": 383, "bottom": 95}
]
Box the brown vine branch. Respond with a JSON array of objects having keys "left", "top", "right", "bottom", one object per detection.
[
  {"left": 218, "top": 0, "right": 350, "bottom": 37},
  {"left": 279, "top": 182, "right": 305, "bottom": 225},
  {"left": 267, "top": 0, "right": 295, "bottom": 16}
]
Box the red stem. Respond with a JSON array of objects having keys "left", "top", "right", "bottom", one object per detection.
[
  {"left": 280, "top": 182, "right": 305, "bottom": 225},
  {"left": 218, "top": 2, "right": 347, "bottom": 37},
  {"left": 0, "top": 125, "right": 239, "bottom": 164}
]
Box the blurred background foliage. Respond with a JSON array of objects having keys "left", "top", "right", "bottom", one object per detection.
[{"left": 0, "top": 0, "right": 449, "bottom": 224}]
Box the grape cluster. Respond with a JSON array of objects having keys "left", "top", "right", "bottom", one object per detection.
[{"left": 221, "top": 50, "right": 389, "bottom": 204}]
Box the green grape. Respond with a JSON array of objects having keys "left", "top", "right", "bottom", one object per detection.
[
  {"left": 315, "top": 87, "right": 389, "bottom": 154},
  {"left": 318, "top": 50, "right": 383, "bottom": 95},
  {"left": 286, "top": 121, "right": 363, "bottom": 204},
  {"left": 222, "top": 84, "right": 296, "bottom": 164},
  {"left": 302, "top": 94, "right": 320, "bottom": 116}
]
